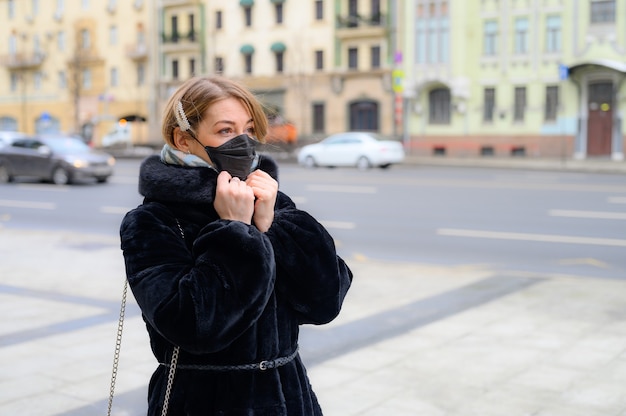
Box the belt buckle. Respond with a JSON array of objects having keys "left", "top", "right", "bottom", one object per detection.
[{"left": 259, "top": 360, "right": 269, "bottom": 370}]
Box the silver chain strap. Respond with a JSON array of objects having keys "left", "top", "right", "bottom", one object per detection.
[{"left": 107, "top": 219, "right": 185, "bottom": 416}]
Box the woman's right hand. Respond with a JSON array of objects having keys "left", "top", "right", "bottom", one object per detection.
[{"left": 214, "top": 171, "right": 255, "bottom": 224}]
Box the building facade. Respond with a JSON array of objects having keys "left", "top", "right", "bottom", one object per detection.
[
  {"left": 398, "top": 0, "right": 625, "bottom": 160},
  {"left": 155, "top": 0, "right": 396, "bottom": 144},
  {"left": 0, "top": 0, "right": 153, "bottom": 145}
]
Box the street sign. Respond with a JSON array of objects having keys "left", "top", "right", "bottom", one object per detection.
[{"left": 558, "top": 64, "right": 569, "bottom": 80}]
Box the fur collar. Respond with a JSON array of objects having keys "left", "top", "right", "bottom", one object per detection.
[{"left": 138, "top": 154, "right": 279, "bottom": 205}]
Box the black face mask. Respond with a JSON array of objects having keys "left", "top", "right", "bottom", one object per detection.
[{"left": 204, "top": 134, "right": 259, "bottom": 180}]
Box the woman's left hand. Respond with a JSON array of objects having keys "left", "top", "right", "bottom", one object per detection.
[{"left": 245, "top": 170, "right": 278, "bottom": 233}]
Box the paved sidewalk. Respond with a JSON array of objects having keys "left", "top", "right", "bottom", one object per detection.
[{"left": 1, "top": 228, "right": 626, "bottom": 415}]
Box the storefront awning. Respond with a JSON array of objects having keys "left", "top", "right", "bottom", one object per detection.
[
  {"left": 239, "top": 0, "right": 254, "bottom": 6},
  {"left": 270, "top": 0, "right": 286, "bottom": 3},
  {"left": 240, "top": 44, "right": 255, "bottom": 55},
  {"left": 270, "top": 42, "right": 286, "bottom": 53}
]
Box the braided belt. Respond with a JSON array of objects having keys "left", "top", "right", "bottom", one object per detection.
[{"left": 160, "top": 346, "right": 299, "bottom": 371}]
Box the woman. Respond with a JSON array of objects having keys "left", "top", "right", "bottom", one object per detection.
[{"left": 120, "top": 75, "right": 353, "bottom": 415}]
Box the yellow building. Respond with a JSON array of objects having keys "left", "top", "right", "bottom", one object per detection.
[
  {"left": 0, "top": 0, "right": 153, "bottom": 146},
  {"left": 398, "top": 0, "right": 625, "bottom": 160},
  {"left": 156, "top": 0, "right": 396, "bottom": 143}
]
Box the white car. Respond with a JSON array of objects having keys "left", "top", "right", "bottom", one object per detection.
[{"left": 297, "top": 132, "right": 405, "bottom": 169}]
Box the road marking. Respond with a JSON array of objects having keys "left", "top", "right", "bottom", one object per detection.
[
  {"left": 608, "top": 196, "right": 626, "bottom": 204},
  {"left": 308, "top": 185, "right": 377, "bottom": 194},
  {"left": 0, "top": 199, "right": 56, "bottom": 210},
  {"left": 320, "top": 220, "right": 356, "bottom": 229},
  {"left": 437, "top": 228, "right": 626, "bottom": 247},
  {"left": 100, "top": 206, "right": 132, "bottom": 215},
  {"left": 549, "top": 209, "right": 626, "bottom": 220},
  {"left": 558, "top": 258, "right": 609, "bottom": 268},
  {"left": 16, "top": 184, "right": 69, "bottom": 192}
]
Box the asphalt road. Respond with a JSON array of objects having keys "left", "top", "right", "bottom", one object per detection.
[{"left": 1, "top": 158, "right": 625, "bottom": 280}]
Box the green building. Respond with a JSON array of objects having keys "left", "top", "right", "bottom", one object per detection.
[{"left": 398, "top": 0, "right": 625, "bottom": 160}]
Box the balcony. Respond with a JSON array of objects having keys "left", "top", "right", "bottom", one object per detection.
[
  {"left": 1, "top": 52, "right": 46, "bottom": 69},
  {"left": 161, "top": 31, "right": 200, "bottom": 53},
  {"left": 126, "top": 43, "right": 148, "bottom": 61},
  {"left": 336, "top": 13, "right": 387, "bottom": 40}
]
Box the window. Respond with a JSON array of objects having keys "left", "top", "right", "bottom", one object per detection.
[
  {"left": 244, "top": 7, "right": 252, "bottom": 27},
  {"left": 8, "top": 34, "right": 17, "bottom": 55},
  {"left": 371, "top": 0, "right": 381, "bottom": 25},
  {"left": 514, "top": 87, "right": 526, "bottom": 122},
  {"left": 216, "top": 11, "right": 222, "bottom": 29},
  {"left": 591, "top": 0, "right": 615, "bottom": 23},
  {"left": 275, "top": 3, "right": 283, "bottom": 24},
  {"left": 8, "top": 0, "right": 15, "bottom": 19},
  {"left": 348, "top": 0, "right": 358, "bottom": 27},
  {"left": 57, "top": 31, "right": 65, "bottom": 51},
  {"left": 80, "top": 29, "right": 90, "bottom": 49},
  {"left": 483, "top": 20, "right": 498, "bottom": 56},
  {"left": 244, "top": 54, "right": 252, "bottom": 74},
  {"left": 545, "top": 86, "right": 559, "bottom": 121},
  {"left": 514, "top": 17, "right": 528, "bottom": 54},
  {"left": 312, "top": 103, "right": 325, "bottom": 133},
  {"left": 545, "top": 15, "right": 561, "bottom": 52},
  {"left": 82, "top": 68, "right": 92, "bottom": 89},
  {"left": 188, "top": 14, "right": 195, "bottom": 41},
  {"left": 34, "top": 71, "right": 43, "bottom": 90},
  {"left": 10, "top": 73, "right": 18, "bottom": 92},
  {"left": 56, "top": 0, "right": 64, "bottom": 13},
  {"left": 483, "top": 88, "right": 495, "bottom": 122},
  {"left": 189, "top": 58, "right": 195, "bottom": 76},
  {"left": 315, "top": 50, "right": 323, "bottom": 70},
  {"left": 428, "top": 88, "right": 451, "bottom": 125},
  {"left": 110, "top": 67, "right": 118, "bottom": 87},
  {"left": 32, "top": 0, "right": 40, "bottom": 16},
  {"left": 415, "top": 4, "right": 449, "bottom": 64},
  {"left": 137, "top": 64, "right": 145, "bottom": 86},
  {"left": 315, "top": 0, "right": 323, "bottom": 20},
  {"left": 348, "top": 47, "right": 358, "bottom": 70},
  {"left": 275, "top": 52, "right": 284, "bottom": 73},
  {"left": 171, "top": 15, "right": 179, "bottom": 42},
  {"left": 371, "top": 45, "right": 380, "bottom": 69},
  {"left": 58, "top": 70, "right": 66, "bottom": 89},
  {"left": 82, "top": 0, "right": 89, "bottom": 10},
  {"left": 109, "top": 25, "right": 117, "bottom": 46},
  {"left": 215, "top": 56, "right": 224, "bottom": 73},
  {"left": 172, "top": 59, "right": 179, "bottom": 80}
]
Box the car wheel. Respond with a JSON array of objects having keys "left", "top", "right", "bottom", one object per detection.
[
  {"left": 96, "top": 176, "right": 109, "bottom": 183},
  {"left": 304, "top": 156, "right": 317, "bottom": 169},
  {"left": 0, "top": 164, "right": 13, "bottom": 183},
  {"left": 51, "top": 166, "right": 71, "bottom": 185},
  {"left": 379, "top": 163, "right": 391, "bottom": 169},
  {"left": 356, "top": 156, "right": 371, "bottom": 170}
]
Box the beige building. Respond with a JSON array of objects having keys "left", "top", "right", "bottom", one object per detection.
[
  {"left": 157, "top": 0, "right": 396, "bottom": 144},
  {"left": 0, "top": 0, "right": 153, "bottom": 145}
]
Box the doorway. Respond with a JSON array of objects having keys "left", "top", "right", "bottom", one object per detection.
[{"left": 587, "top": 82, "right": 613, "bottom": 156}]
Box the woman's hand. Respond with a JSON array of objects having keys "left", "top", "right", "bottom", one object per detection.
[
  {"left": 214, "top": 171, "right": 255, "bottom": 224},
  {"left": 246, "top": 170, "right": 278, "bottom": 233}
]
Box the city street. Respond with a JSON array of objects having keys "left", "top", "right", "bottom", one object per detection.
[{"left": 1, "top": 158, "right": 626, "bottom": 415}]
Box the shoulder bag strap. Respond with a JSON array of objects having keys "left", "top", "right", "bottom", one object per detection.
[{"left": 107, "top": 219, "right": 185, "bottom": 416}]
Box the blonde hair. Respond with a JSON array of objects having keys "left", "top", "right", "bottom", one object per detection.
[{"left": 162, "top": 76, "right": 269, "bottom": 148}]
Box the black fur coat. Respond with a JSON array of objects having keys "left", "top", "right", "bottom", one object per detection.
[{"left": 120, "top": 155, "right": 353, "bottom": 415}]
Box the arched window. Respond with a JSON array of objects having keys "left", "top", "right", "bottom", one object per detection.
[
  {"left": 428, "top": 88, "right": 451, "bottom": 124},
  {"left": 349, "top": 100, "right": 378, "bottom": 131}
]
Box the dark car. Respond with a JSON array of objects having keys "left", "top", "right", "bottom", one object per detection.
[{"left": 0, "top": 135, "right": 116, "bottom": 185}]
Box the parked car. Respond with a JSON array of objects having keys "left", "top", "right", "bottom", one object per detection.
[
  {"left": 0, "top": 131, "right": 28, "bottom": 148},
  {"left": 297, "top": 132, "right": 405, "bottom": 169},
  {"left": 0, "top": 135, "right": 116, "bottom": 185}
]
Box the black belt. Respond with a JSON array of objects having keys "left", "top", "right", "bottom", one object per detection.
[{"left": 160, "top": 346, "right": 299, "bottom": 371}]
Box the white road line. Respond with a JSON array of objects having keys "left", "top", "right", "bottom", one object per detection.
[
  {"left": 549, "top": 209, "right": 626, "bottom": 220},
  {"left": 320, "top": 221, "right": 356, "bottom": 230},
  {"left": 437, "top": 228, "right": 626, "bottom": 247},
  {"left": 608, "top": 197, "right": 626, "bottom": 204},
  {"left": 307, "top": 185, "right": 377, "bottom": 194},
  {"left": 0, "top": 199, "right": 56, "bottom": 210}
]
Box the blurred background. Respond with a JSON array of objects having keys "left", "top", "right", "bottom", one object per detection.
[{"left": 0, "top": 0, "right": 624, "bottom": 162}]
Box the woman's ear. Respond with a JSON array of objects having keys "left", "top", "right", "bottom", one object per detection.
[{"left": 173, "top": 127, "right": 192, "bottom": 152}]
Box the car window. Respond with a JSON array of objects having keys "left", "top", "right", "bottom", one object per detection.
[{"left": 43, "top": 138, "right": 90, "bottom": 153}]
